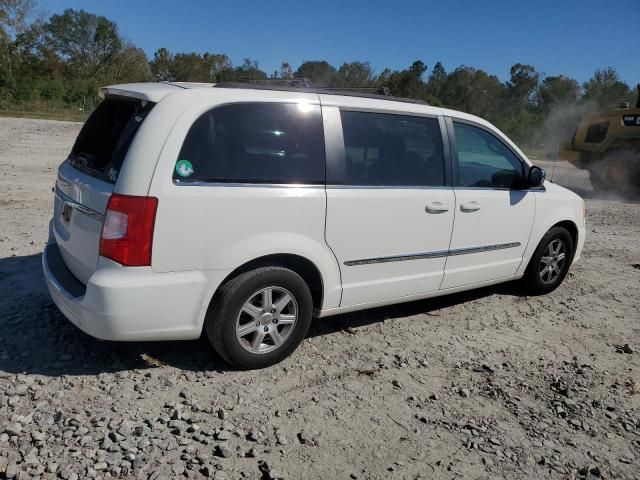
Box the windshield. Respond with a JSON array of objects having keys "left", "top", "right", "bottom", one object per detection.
[{"left": 68, "top": 96, "right": 154, "bottom": 183}]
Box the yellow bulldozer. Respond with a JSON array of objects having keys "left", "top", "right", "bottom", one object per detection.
[{"left": 559, "top": 84, "right": 640, "bottom": 194}]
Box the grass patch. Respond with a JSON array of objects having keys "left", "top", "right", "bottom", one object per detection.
[
  {"left": 0, "top": 108, "right": 84, "bottom": 122},
  {"left": 0, "top": 100, "right": 88, "bottom": 122}
]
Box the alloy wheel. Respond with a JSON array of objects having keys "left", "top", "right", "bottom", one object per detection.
[
  {"left": 538, "top": 239, "right": 566, "bottom": 285},
  {"left": 235, "top": 286, "right": 298, "bottom": 354}
]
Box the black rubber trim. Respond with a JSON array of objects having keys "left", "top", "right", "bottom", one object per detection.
[{"left": 44, "top": 243, "right": 87, "bottom": 298}]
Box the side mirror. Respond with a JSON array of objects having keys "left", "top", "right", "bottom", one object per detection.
[{"left": 528, "top": 166, "right": 546, "bottom": 188}]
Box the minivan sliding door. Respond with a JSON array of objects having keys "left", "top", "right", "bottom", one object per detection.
[{"left": 322, "top": 105, "right": 455, "bottom": 307}]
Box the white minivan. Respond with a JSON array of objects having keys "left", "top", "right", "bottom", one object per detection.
[{"left": 43, "top": 82, "right": 586, "bottom": 369}]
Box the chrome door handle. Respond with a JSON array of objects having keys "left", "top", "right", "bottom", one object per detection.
[
  {"left": 425, "top": 202, "right": 450, "bottom": 214},
  {"left": 460, "top": 201, "right": 482, "bottom": 212}
]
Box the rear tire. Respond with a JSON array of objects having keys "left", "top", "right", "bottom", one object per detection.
[
  {"left": 204, "top": 267, "right": 313, "bottom": 369},
  {"left": 522, "top": 226, "right": 574, "bottom": 295}
]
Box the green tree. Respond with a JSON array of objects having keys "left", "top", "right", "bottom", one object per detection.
[
  {"left": 203, "top": 52, "right": 231, "bottom": 80},
  {"left": 37, "top": 75, "right": 63, "bottom": 99},
  {"left": 538, "top": 75, "right": 580, "bottom": 111},
  {"left": 294, "top": 60, "right": 335, "bottom": 86},
  {"left": 426, "top": 61, "right": 446, "bottom": 102},
  {"left": 380, "top": 60, "right": 428, "bottom": 99},
  {"left": 110, "top": 45, "right": 151, "bottom": 83},
  {"left": 583, "top": 67, "right": 631, "bottom": 108},
  {"left": 333, "top": 61, "right": 375, "bottom": 87},
  {"left": 150, "top": 47, "right": 173, "bottom": 81},
  {"left": 279, "top": 62, "right": 293, "bottom": 79},
  {"left": 44, "top": 9, "right": 122, "bottom": 77},
  {"left": 506, "top": 63, "right": 539, "bottom": 109},
  {"left": 0, "top": 0, "right": 38, "bottom": 38},
  {"left": 492, "top": 63, "right": 543, "bottom": 143},
  {"left": 440, "top": 66, "right": 503, "bottom": 120},
  {"left": 0, "top": 13, "right": 43, "bottom": 101},
  {"left": 149, "top": 49, "right": 231, "bottom": 82},
  {"left": 172, "top": 52, "right": 211, "bottom": 81},
  {"left": 236, "top": 57, "right": 267, "bottom": 80}
]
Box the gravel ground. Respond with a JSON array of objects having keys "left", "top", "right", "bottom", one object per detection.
[{"left": 0, "top": 117, "right": 639, "bottom": 480}]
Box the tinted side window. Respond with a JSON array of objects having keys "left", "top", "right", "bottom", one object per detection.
[
  {"left": 339, "top": 111, "right": 445, "bottom": 186},
  {"left": 175, "top": 103, "right": 325, "bottom": 184},
  {"left": 453, "top": 122, "right": 524, "bottom": 189}
]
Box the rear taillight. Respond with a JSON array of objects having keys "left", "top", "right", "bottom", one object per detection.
[{"left": 99, "top": 194, "right": 158, "bottom": 266}]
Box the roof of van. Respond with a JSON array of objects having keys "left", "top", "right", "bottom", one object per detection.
[{"left": 100, "top": 82, "right": 428, "bottom": 105}]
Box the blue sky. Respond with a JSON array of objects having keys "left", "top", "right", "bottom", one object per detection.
[{"left": 40, "top": 0, "right": 639, "bottom": 85}]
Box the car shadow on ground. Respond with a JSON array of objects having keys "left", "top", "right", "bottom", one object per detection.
[{"left": 0, "top": 252, "right": 523, "bottom": 377}]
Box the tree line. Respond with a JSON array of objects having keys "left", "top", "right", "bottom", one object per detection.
[{"left": 1, "top": 2, "right": 636, "bottom": 147}]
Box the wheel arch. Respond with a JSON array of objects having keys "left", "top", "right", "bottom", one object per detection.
[
  {"left": 519, "top": 219, "right": 579, "bottom": 295},
  {"left": 211, "top": 253, "right": 325, "bottom": 313},
  {"left": 526, "top": 219, "right": 579, "bottom": 269},
  {"left": 518, "top": 213, "right": 581, "bottom": 277},
  {"left": 551, "top": 220, "right": 578, "bottom": 253}
]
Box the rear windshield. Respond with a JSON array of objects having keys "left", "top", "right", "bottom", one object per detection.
[{"left": 68, "top": 96, "right": 154, "bottom": 183}]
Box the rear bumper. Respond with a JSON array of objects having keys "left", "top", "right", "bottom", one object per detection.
[{"left": 42, "top": 243, "right": 228, "bottom": 341}]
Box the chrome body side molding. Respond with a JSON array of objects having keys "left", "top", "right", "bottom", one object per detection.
[
  {"left": 344, "top": 242, "right": 522, "bottom": 266},
  {"left": 447, "top": 242, "right": 521, "bottom": 256},
  {"left": 344, "top": 250, "right": 449, "bottom": 266}
]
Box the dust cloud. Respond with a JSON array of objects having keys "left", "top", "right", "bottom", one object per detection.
[{"left": 540, "top": 100, "right": 598, "bottom": 157}]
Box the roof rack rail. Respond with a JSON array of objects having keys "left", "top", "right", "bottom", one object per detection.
[
  {"left": 318, "top": 85, "right": 392, "bottom": 96},
  {"left": 235, "top": 77, "right": 314, "bottom": 88},
  {"left": 213, "top": 80, "right": 427, "bottom": 105}
]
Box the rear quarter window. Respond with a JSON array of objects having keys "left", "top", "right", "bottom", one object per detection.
[
  {"left": 174, "top": 102, "right": 325, "bottom": 184},
  {"left": 69, "top": 97, "right": 154, "bottom": 183}
]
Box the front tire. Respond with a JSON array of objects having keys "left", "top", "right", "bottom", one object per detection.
[
  {"left": 522, "top": 226, "right": 574, "bottom": 295},
  {"left": 204, "top": 267, "right": 313, "bottom": 369}
]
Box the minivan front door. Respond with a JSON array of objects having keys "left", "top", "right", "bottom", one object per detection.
[
  {"left": 322, "top": 106, "right": 455, "bottom": 307},
  {"left": 441, "top": 120, "right": 535, "bottom": 289}
]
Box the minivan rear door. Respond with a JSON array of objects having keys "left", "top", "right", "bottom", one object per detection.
[{"left": 53, "top": 96, "right": 154, "bottom": 284}]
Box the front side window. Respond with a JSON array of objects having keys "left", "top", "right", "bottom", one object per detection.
[
  {"left": 339, "top": 110, "right": 445, "bottom": 186},
  {"left": 453, "top": 122, "right": 524, "bottom": 189},
  {"left": 175, "top": 103, "right": 325, "bottom": 184}
]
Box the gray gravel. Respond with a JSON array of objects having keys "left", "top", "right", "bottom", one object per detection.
[{"left": 0, "top": 117, "right": 639, "bottom": 479}]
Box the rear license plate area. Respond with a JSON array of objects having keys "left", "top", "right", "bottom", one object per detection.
[{"left": 61, "top": 203, "right": 72, "bottom": 222}]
